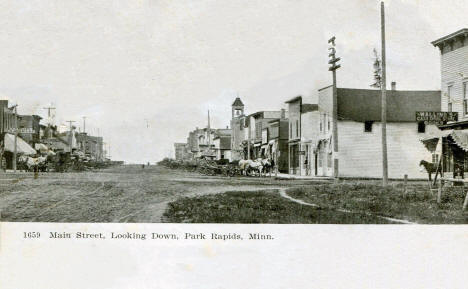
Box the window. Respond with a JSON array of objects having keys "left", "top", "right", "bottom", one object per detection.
[
  {"left": 448, "top": 85, "right": 453, "bottom": 112},
  {"left": 296, "top": 120, "right": 299, "bottom": 137},
  {"left": 290, "top": 123, "right": 292, "bottom": 138},
  {"left": 364, "top": 121, "right": 373, "bottom": 132},
  {"left": 432, "top": 153, "right": 439, "bottom": 165},
  {"left": 327, "top": 119, "right": 330, "bottom": 131},
  {"left": 417, "top": 121, "right": 426, "bottom": 133},
  {"left": 320, "top": 121, "right": 322, "bottom": 132},
  {"left": 327, "top": 153, "right": 332, "bottom": 168},
  {"left": 464, "top": 82, "right": 468, "bottom": 115}
]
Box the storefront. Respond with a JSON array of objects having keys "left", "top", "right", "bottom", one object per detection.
[
  {"left": 289, "top": 141, "right": 300, "bottom": 175},
  {"left": 2, "top": 133, "right": 37, "bottom": 169},
  {"left": 420, "top": 128, "right": 468, "bottom": 179}
]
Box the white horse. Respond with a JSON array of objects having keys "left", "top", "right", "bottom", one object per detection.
[
  {"left": 248, "top": 159, "right": 264, "bottom": 177},
  {"left": 238, "top": 159, "right": 264, "bottom": 177}
]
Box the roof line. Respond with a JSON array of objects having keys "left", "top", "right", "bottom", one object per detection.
[
  {"left": 318, "top": 84, "right": 333, "bottom": 91},
  {"left": 431, "top": 28, "right": 468, "bottom": 46}
]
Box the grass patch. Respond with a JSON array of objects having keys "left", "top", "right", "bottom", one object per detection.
[
  {"left": 163, "top": 190, "right": 392, "bottom": 224},
  {"left": 287, "top": 183, "right": 468, "bottom": 224}
]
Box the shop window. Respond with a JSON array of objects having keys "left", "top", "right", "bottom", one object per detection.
[
  {"left": 417, "top": 122, "right": 426, "bottom": 133},
  {"left": 364, "top": 121, "right": 373, "bottom": 132}
]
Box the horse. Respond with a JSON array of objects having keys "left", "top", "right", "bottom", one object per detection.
[
  {"left": 419, "top": 160, "right": 436, "bottom": 181},
  {"left": 246, "top": 159, "right": 264, "bottom": 177},
  {"left": 238, "top": 159, "right": 250, "bottom": 176},
  {"left": 256, "top": 158, "right": 272, "bottom": 177}
]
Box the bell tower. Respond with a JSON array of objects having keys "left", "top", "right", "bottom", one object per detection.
[{"left": 231, "top": 97, "right": 244, "bottom": 119}]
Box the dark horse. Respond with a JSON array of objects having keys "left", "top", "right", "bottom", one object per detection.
[{"left": 419, "top": 160, "right": 436, "bottom": 181}]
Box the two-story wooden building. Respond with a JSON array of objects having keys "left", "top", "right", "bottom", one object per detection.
[
  {"left": 247, "top": 111, "right": 283, "bottom": 159},
  {"left": 430, "top": 28, "right": 468, "bottom": 178},
  {"left": 285, "top": 96, "right": 319, "bottom": 175}
]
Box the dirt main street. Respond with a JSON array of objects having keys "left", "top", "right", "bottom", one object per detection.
[{"left": 0, "top": 165, "right": 319, "bottom": 223}]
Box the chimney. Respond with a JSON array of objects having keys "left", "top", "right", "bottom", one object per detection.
[
  {"left": 281, "top": 108, "right": 286, "bottom": 119},
  {"left": 391, "top": 81, "right": 396, "bottom": 91}
]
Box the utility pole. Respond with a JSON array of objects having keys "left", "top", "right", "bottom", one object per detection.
[
  {"left": 43, "top": 105, "right": 55, "bottom": 138},
  {"left": 328, "top": 36, "right": 341, "bottom": 179},
  {"left": 381, "top": 1, "right": 388, "bottom": 186},
  {"left": 12, "top": 104, "right": 18, "bottom": 173},
  {"left": 66, "top": 120, "right": 75, "bottom": 153}
]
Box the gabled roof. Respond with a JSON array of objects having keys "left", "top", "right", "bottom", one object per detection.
[
  {"left": 334, "top": 88, "right": 441, "bottom": 122},
  {"left": 232, "top": 97, "right": 244, "bottom": 107}
]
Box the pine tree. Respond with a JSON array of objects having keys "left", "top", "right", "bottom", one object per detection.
[{"left": 370, "top": 48, "right": 382, "bottom": 89}]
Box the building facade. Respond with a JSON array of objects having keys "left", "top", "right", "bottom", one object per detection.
[
  {"left": 317, "top": 86, "right": 441, "bottom": 179},
  {"left": 285, "top": 96, "right": 319, "bottom": 175},
  {"left": 430, "top": 28, "right": 468, "bottom": 178},
  {"left": 213, "top": 129, "right": 232, "bottom": 161},
  {"left": 248, "top": 111, "right": 283, "bottom": 159},
  {"left": 264, "top": 118, "right": 289, "bottom": 173},
  {"left": 75, "top": 132, "right": 104, "bottom": 160},
  {"left": 174, "top": 143, "right": 190, "bottom": 160},
  {"left": 17, "top": 114, "right": 42, "bottom": 146}
]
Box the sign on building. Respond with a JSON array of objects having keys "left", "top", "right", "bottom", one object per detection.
[
  {"left": 415, "top": 111, "right": 458, "bottom": 124},
  {"left": 6, "top": 128, "right": 35, "bottom": 134}
]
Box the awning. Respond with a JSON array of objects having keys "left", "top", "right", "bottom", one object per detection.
[
  {"left": 35, "top": 143, "right": 48, "bottom": 152},
  {"left": 450, "top": 130, "right": 468, "bottom": 151},
  {"left": 419, "top": 129, "right": 453, "bottom": 152},
  {"left": 42, "top": 138, "right": 69, "bottom": 151},
  {"left": 4, "top": 133, "right": 36, "bottom": 155}
]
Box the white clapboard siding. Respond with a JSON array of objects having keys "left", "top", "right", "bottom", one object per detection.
[
  {"left": 337, "top": 121, "right": 438, "bottom": 179},
  {"left": 440, "top": 45, "right": 468, "bottom": 118}
]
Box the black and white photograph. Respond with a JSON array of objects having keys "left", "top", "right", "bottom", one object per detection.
[
  {"left": 0, "top": 0, "right": 467, "bottom": 225},
  {"left": 2, "top": 1, "right": 468, "bottom": 287}
]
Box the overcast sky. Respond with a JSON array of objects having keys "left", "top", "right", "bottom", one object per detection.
[{"left": 0, "top": 0, "right": 466, "bottom": 163}]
